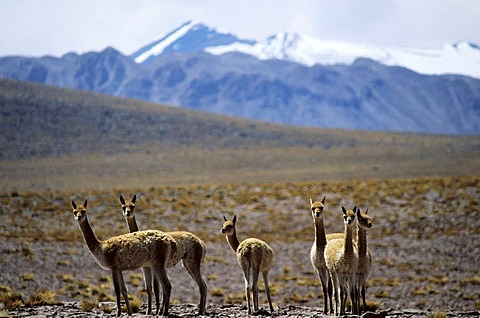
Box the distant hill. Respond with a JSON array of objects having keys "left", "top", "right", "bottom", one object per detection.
[
  {"left": 1, "top": 78, "right": 479, "bottom": 192},
  {"left": 0, "top": 78, "right": 377, "bottom": 160},
  {"left": 1, "top": 22, "right": 480, "bottom": 135}
]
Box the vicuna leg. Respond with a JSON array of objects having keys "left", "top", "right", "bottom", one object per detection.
[
  {"left": 330, "top": 272, "right": 340, "bottom": 316},
  {"left": 349, "top": 273, "right": 358, "bottom": 314},
  {"left": 327, "top": 274, "right": 333, "bottom": 314},
  {"left": 339, "top": 273, "right": 348, "bottom": 315},
  {"left": 358, "top": 273, "right": 366, "bottom": 312},
  {"left": 112, "top": 269, "right": 132, "bottom": 316},
  {"left": 153, "top": 273, "right": 161, "bottom": 315},
  {"left": 241, "top": 262, "right": 252, "bottom": 314},
  {"left": 142, "top": 267, "right": 153, "bottom": 315},
  {"left": 317, "top": 269, "right": 330, "bottom": 314},
  {"left": 154, "top": 267, "right": 171, "bottom": 316},
  {"left": 262, "top": 272, "right": 274, "bottom": 313},
  {"left": 361, "top": 282, "right": 367, "bottom": 312},
  {"left": 252, "top": 266, "right": 260, "bottom": 312},
  {"left": 183, "top": 259, "right": 208, "bottom": 315}
]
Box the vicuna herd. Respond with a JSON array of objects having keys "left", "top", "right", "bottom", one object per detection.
[{"left": 71, "top": 195, "right": 372, "bottom": 316}]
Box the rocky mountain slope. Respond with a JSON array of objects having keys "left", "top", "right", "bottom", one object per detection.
[{"left": 1, "top": 22, "right": 480, "bottom": 135}]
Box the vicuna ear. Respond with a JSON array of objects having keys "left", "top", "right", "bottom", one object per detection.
[
  {"left": 83, "top": 200, "right": 88, "bottom": 208},
  {"left": 120, "top": 195, "right": 125, "bottom": 205},
  {"left": 356, "top": 208, "right": 361, "bottom": 217},
  {"left": 233, "top": 215, "right": 237, "bottom": 224},
  {"left": 310, "top": 198, "right": 313, "bottom": 207},
  {"left": 72, "top": 200, "right": 77, "bottom": 209},
  {"left": 342, "top": 206, "right": 346, "bottom": 214},
  {"left": 132, "top": 194, "right": 136, "bottom": 204},
  {"left": 365, "top": 208, "right": 369, "bottom": 215},
  {"left": 321, "top": 196, "right": 326, "bottom": 205},
  {"left": 223, "top": 215, "right": 227, "bottom": 222},
  {"left": 353, "top": 206, "right": 357, "bottom": 213}
]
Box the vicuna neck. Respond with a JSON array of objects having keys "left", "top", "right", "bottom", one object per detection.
[
  {"left": 79, "top": 216, "right": 101, "bottom": 254},
  {"left": 226, "top": 229, "right": 240, "bottom": 252},
  {"left": 357, "top": 224, "right": 367, "bottom": 259},
  {"left": 344, "top": 223, "right": 354, "bottom": 254},
  {"left": 126, "top": 216, "right": 139, "bottom": 232},
  {"left": 314, "top": 217, "right": 327, "bottom": 248}
]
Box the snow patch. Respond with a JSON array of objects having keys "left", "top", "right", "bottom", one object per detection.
[{"left": 134, "top": 21, "right": 195, "bottom": 63}]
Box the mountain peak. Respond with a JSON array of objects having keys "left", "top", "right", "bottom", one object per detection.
[
  {"left": 131, "top": 21, "right": 254, "bottom": 63},
  {"left": 128, "top": 21, "right": 480, "bottom": 78}
]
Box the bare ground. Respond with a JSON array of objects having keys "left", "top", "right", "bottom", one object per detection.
[{"left": 1, "top": 176, "right": 479, "bottom": 317}]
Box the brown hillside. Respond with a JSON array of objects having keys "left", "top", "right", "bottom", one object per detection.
[{"left": 0, "top": 78, "right": 479, "bottom": 192}]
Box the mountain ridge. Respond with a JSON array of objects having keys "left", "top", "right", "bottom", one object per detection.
[
  {"left": 132, "top": 21, "right": 480, "bottom": 79},
  {"left": 1, "top": 21, "right": 480, "bottom": 135}
]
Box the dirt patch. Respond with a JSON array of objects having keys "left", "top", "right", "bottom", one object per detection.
[{"left": 1, "top": 176, "right": 479, "bottom": 316}]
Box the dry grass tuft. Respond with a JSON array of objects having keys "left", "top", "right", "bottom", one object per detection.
[
  {"left": 429, "top": 311, "right": 448, "bottom": 318},
  {"left": 364, "top": 300, "right": 381, "bottom": 312},
  {"left": 225, "top": 292, "right": 244, "bottom": 305},
  {"left": 120, "top": 294, "right": 142, "bottom": 313},
  {"left": 80, "top": 299, "right": 98, "bottom": 312},
  {"left": 21, "top": 273, "right": 35, "bottom": 282},
  {"left": 0, "top": 289, "right": 23, "bottom": 310},
  {"left": 210, "top": 287, "right": 225, "bottom": 297},
  {"left": 27, "top": 289, "right": 58, "bottom": 306}
]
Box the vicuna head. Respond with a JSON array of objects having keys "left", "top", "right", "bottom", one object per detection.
[
  {"left": 120, "top": 194, "right": 136, "bottom": 218},
  {"left": 356, "top": 208, "right": 372, "bottom": 229},
  {"left": 72, "top": 200, "right": 88, "bottom": 222},
  {"left": 221, "top": 215, "right": 237, "bottom": 236},
  {"left": 310, "top": 196, "right": 326, "bottom": 219},
  {"left": 341, "top": 206, "right": 357, "bottom": 225}
]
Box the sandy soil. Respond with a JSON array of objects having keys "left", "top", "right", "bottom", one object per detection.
[{"left": 1, "top": 177, "right": 479, "bottom": 317}]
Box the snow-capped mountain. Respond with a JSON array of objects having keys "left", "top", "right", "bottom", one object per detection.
[
  {"left": 133, "top": 21, "right": 480, "bottom": 79},
  {"left": 131, "top": 21, "right": 254, "bottom": 64},
  {"left": 1, "top": 21, "right": 480, "bottom": 135}
]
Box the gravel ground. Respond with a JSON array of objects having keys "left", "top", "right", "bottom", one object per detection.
[{"left": 1, "top": 177, "right": 479, "bottom": 317}]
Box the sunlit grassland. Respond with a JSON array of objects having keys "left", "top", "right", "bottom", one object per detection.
[
  {"left": 1, "top": 175, "right": 479, "bottom": 311},
  {"left": 2, "top": 78, "right": 480, "bottom": 313},
  {"left": 1, "top": 136, "right": 478, "bottom": 193}
]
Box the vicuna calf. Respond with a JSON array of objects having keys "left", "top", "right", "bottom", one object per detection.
[
  {"left": 324, "top": 206, "right": 359, "bottom": 315},
  {"left": 221, "top": 215, "right": 274, "bottom": 315}
]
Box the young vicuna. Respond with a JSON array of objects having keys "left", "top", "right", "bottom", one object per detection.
[
  {"left": 221, "top": 215, "right": 274, "bottom": 315},
  {"left": 71, "top": 200, "right": 174, "bottom": 317},
  {"left": 119, "top": 194, "right": 208, "bottom": 315},
  {"left": 324, "top": 206, "right": 359, "bottom": 315},
  {"left": 309, "top": 196, "right": 333, "bottom": 314},
  {"left": 355, "top": 208, "right": 373, "bottom": 313}
]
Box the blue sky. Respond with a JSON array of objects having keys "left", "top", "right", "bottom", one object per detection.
[{"left": 1, "top": 0, "right": 479, "bottom": 57}]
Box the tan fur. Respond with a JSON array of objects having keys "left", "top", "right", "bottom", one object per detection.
[
  {"left": 323, "top": 208, "right": 373, "bottom": 314},
  {"left": 221, "top": 215, "right": 274, "bottom": 315},
  {"left": 355, "top": 208, "right": 373, "bottom": 313},
  {"left": 309, "top": 196, "right": 333, "bottom": 314},
  {"left": 324, "top": 206, "right": 359, "bottom": 315},
  {"left": 120, "top": 195, "right": 208, "bottom": 315},
  {"left": 326, "top": 232, "right": 346, "bottom": 241},
  {"left": 72, "top": 200, "right": 173, "bottom": 317}
]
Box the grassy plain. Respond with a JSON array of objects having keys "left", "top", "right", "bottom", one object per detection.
[
  {"left": 1, "top": 78, "right": 479, "bottom": 192},
  {"left": 1, "top": 138, "right": 479, "bottom": 192},
  {"left": 0, "top": 79, "right": 479, "bottom": 315},
  {"left": 1, "top": 177, "right": 479, "bottom": 314}
]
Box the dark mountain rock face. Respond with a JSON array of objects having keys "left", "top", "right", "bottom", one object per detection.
[{"left": 1, "top": 48, "right": 479, "bottom": 135}]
